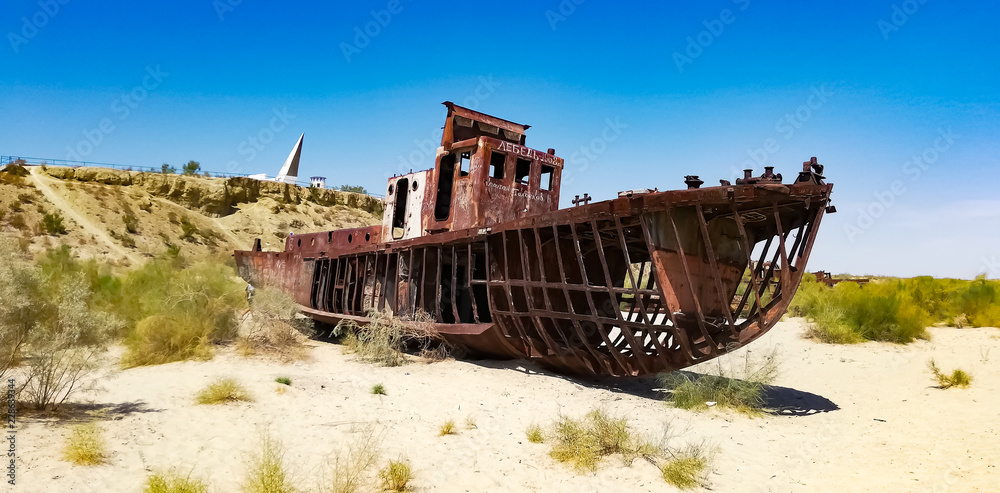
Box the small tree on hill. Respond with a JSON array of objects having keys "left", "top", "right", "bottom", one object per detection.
[
  {"left": 161, "top": 163, "right": 176, "bottom": 174},
  {"left": 182, "top": 160, "right": 201, "bottom": 176}
]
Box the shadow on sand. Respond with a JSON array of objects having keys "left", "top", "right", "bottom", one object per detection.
[{"left": 15, "top": 400, "right": 162, "bottom": 424}]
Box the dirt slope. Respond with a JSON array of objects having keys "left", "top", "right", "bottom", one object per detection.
[{"left": 0, "top": 164, "right": 383, "bottom": 265}]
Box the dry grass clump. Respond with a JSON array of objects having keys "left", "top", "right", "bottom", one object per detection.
[
  {"left": 238, "top": 286, "right": 315, "bottom": 362},
  {"left": 321, "top": 425, "right": 382, "bottom": 493},
  {"left": 335, "top": 309, "right": 446, "bottom": 367},
  {"left": 548, "top": 409, "right": 660, "bottom": 472},
  {"left": 928, "top": 360, "right": 973, "bottom": 389},
  {"left": 195, "top": 377, "right": 254, "bottom": 405},
  {"left": 525, "top": 424, "right": 544, "bottom": 443},
  {"left": 371, "top": 383, "right": 385, "bottom": 395},
  {"left": 660, "top": 444, "right": 711, "bottom": 490},
  {"left": 378, "top": 459, "right": 414, "bottom": 492},
  {"left": 243, "top": 432, "right": 298, "bottom": 493},
  {"left": 659, "top": 348, "right": 778, "bottom": 415},
  {"left": 439, "top": 420, "right": 457, "bottom": 436},
  {"left": 275, "top": 377, "right": 292, "bottom": 386},
  {"left": 144, "top": 471, "right": 209, "bottom": 493},
  {"left": 62, "top": 422, "right": 109, "bottom": 466}
]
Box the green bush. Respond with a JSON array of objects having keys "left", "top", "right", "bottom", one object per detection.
[
  {"left": 42, "top": 212, "right": 67, "bottom": 235},
  {"left": 548, "top": 409, "right": 660, "bottom": 472},
  {"left": 144, "top": 471, "right": 209, "bottom": 493}
]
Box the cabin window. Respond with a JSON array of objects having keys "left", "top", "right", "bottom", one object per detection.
[
  {"left": 392, "top": 177, "right": 409, "bottom": 239},
  {"left": 515, "top": 158, "right": 531, "bottom": 185},
  {"left": 459, "top": 151, "right": 471, "bottom": 177},
  {"left": 489, "top": 151, "right": 506, "bottom": 180},
  {"left": 435, "top": 154, "right": 455, "bottom": 221},
  {"left": 540, "top": 165, "right": 554, "bottom": 191}
]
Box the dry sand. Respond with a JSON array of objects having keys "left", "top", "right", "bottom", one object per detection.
[{"left": 11, "top": 319, "right": 999, "bottom": 492}]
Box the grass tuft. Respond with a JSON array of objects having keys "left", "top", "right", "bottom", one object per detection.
[
  {"left": 243, "top": 431, "right": 297, "bottom": 493},
  {"left": 195, "top": 377, "right": 254, "bottom": 405},
  {"left": 144, "top": 471, "right": 209, "bottom": 493},
  {"left": 378, "top": 459, "right": 413, "bottom": 492},
  {"left": 659, "top": 348, "right": 778, "bottom": 415},
  {"left": 928, "top": 359, "right": 973, "bottom": 389},
  {"left": 62, "top": 423, "right": 109, "bottom": 466},
  {"left": 439, "top": 420, "right": 456, "bottom": 436},
  {"left": 525, "top": 424, "right": 544, "bottom": 443},
  {"left": 660, "top": 445, "right": 711, "bottom": 490},
  {"left": 371, "top": 383, "right": 385, "bottom": 395},
  {"left": 275, "top": 377, "right": 292, "bottom": 386},
  {"left": 322, "top": 425, "right": 382, "bottom": 493},
  {"left": 334, "top": 309, "right": 446, "bottom": 367},
  {"left": 548, "top": 409, "right": 660, "bottom": 472}
]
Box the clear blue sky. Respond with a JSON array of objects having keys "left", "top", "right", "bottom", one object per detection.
[{"left": 2, "top": 1, "right": 998, "bottom": 278}]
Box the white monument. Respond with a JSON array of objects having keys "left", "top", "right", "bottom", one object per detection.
[
  {"left": 249, "top": 133, "right": 303, "bottom": 184},
  {"left": 310, "top": 176, "right": 327, "bottom": 189}
]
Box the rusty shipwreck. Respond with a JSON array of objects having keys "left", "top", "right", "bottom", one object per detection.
[{"left": 235, "top": 102, "right": 835, "bottom": 377}]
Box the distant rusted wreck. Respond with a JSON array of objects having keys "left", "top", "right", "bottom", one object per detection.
[{"left": 235, "top": 102, "right": 835, "bottom": 377}]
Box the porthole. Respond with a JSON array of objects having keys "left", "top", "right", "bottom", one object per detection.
[
  {"left": 388, "top": 184, "right": 394, "bottom": 195},
  {"left": 328, "top": 232, "right": 333, "bottom": 242},
  {"left": 310, "top": 238, "right": 315, "bottom": 246},
  {"left": 412, "top": 181, "right": 418, "bottom": 191},
  {"left": 297, "top": 239, "right": 301, "bottom": 247},
  {"left": 348, "top": 234, "right": 353, "bottom": 244},
  {"left": 365, "top": 233, "right": 371, "bottom": 242}
]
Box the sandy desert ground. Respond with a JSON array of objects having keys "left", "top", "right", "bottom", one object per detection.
[{"left": 10, "top": 318, "right": 999, "bottom": 492}]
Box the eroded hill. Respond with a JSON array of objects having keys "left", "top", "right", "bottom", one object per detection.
[{"left": 0, "top": 163, "right": 383, "bottom": 264}]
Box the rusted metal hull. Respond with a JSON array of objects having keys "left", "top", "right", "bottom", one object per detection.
[{"left": 236, "top": 180, "right": 832, "bottom": 377}]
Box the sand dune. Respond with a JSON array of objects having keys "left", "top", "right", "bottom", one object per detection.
[{"left": 12, "top": 319, "right": 999, "bottom": 492}]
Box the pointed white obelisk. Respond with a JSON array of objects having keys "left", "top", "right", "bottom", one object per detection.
[{"left": 275, "top": 133, "right": 303, "bottom": 185}]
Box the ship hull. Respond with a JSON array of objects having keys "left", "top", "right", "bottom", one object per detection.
[{"left": 236, "top": 181, "right": 832, "bottom": 377}]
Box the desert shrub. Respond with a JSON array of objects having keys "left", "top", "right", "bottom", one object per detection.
[
  {"left": 660, "top": 445, "right": 710, "bottom": 490},
  {"left": 928, "top": 360, "right": 973, "bottom": 389},
  {"left": 548, "top": 409, "right": 660, "bottom": 472},
  {"left": 238, "top": 286, "right": 315, "bottom": 361},
  {"left": 371, "top": 383, "right": 385, "bottom": 395},
  {"left": 9, "top": 213, "right": 27, "bottom": 230},
  {"left": 0, "top": 240, "right": 121, "bottom": 410},
  {"left": 322, "top": 425, "right": 382, "bottom": 493},
  {"left": 791, "top": 278, "right": 930, "bottom": 343},
  {"left": 123, "top": 213, "right": 139, "bottom": 234},
  {"left": 525, "top": 424, "right": 544, "bottom": 443},
  {"left": 167, "top": 211, "right": 179, "bottom": 224},
  {"left": 334, "top": 309, "right": 444, "bottom": 367},
  {"left": 243, "top": 431, "right": 297, "bottom": 493},
  {"left": 289, "top": 219, "right": 305, "bottom": 229},
  {"left": 162, "top": 163, "right": 176, "bottom": 174},
  {"left": 660, "top": 348, "right": 778, "bottom": 415},
  {"left": 17, "top": 192, "right": 33, "bottom": 204},
  {"left": 195, "top": 377, "right": 253, "bottom": 404},
  {"left": 956, "top": 276, "right": 1000, "bottom": 328},
  {"left": 179, "top": 217, "right": 198, "bottom": 242},
  {"left": 144, "top": 471, "right": 209, "bottom": 493},
  {"left": 339, "top": 185, "right": 367, "bottom": 194},
  {"left": 439, "top": 420, "right": 456, "bottom": 436},
  {"left": 275, "top": 377, "right": 292, "bottom": 386},
  {"left": 62, "top": 423, "right": 109, "bottom": 465},
  {"left": 119, "top": 260, "right": 243, "bottom": 367},
  {"left": 378, "top": 459, "right": 413, "bottom": 492},
  {"left": 8, "top": 200, "right": 22, "bottom": 212}
]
